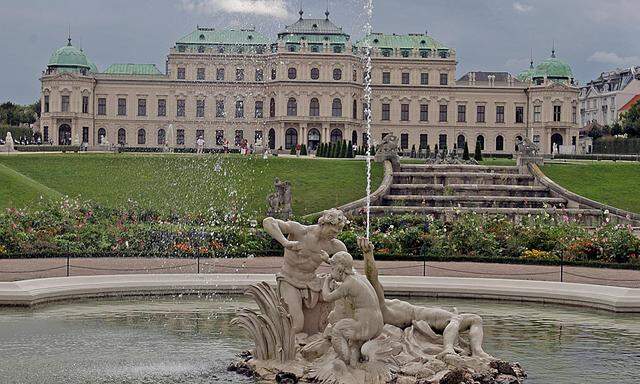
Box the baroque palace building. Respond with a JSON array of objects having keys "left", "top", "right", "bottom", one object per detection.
[{"left": 40, "top": 10, "right": 580, "bottom": 154}]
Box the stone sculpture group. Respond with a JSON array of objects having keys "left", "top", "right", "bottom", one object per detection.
[
  {"left": 266, "top": 178, "right": 293, "bottom": 220},
  {"left": 230, "top": 208, "right": 526, "bottom": 384}
]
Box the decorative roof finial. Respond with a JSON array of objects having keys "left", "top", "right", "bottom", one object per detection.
[
  {"left": 67, "top": 24, "right": 72, "bottom": 46},
  {"left": 551, "top": 40, "right": 556, "bottom": 58},
  {"left": 530, "top": 48, "right": 534, "bottom": 68},
  {"left": 299, "top": 0, "right": 303, "bottom": 19},
  {"left": 326, "top": 0, "right": 330, "bottom": 19}
]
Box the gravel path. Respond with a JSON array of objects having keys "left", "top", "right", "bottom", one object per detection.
[{"left": 1, "top": 257, "right": 639, "bottom": 288}]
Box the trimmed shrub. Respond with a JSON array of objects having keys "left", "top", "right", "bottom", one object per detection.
[
  {"left": 463, "top": 141, "right": 470, "bottom": 160},
  {"left": 474, "top": 141, "right": 483, "bottom": 161}
]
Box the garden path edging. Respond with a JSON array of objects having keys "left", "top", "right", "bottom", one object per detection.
[{"left": 0, "top": 274, "right": 638, "bottom": 313}]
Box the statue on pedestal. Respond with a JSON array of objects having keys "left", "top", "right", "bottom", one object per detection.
[
  {"left": 266, "top": 178, "right": 292, "bottom": 220},
  {"left": 1, "top": 132, "right": 16, "bottom": 153}
]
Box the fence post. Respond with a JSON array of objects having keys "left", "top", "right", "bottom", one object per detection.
[
  {"left": 560, "top": 254, "right": 564, "bottom": 283},
  {"left": 197, "top": 255, "right": 200, "bottom": 274},
  {"left": 66, "top": 254, "right": 70, "bottom": 277},
  {"left": 421, "top": 244, "right": 427, "bottom": 277}
]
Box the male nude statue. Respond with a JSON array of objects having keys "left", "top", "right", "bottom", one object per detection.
[
  {"left": 321, "top": 251, "right": 384, "bottom": 366},
  {"left": 262, "top": 208, "right": 348, "bottom": 336},
  {"left": 358, "top": 237, "right": 492, "bottom": 359}
]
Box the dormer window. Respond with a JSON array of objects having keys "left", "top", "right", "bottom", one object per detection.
[
  {"left": 373, "top": 39, "right": 379, "bottom": 44},
  {"left": 248, "top": 35, "right": 253, "bottom": 40},
  {"left": 199, "top": 34, "right": 205, "bottom": 40},
  {"left": 312, "top": 24, "right": 318, "bottom": 29},
  {"left": 198, "top": 46, "right": 205, "bottom": 53},
  {"left": 421, "top": 40, "right": 426, "bottom": 45},
  {"left": 178, "top": 45, "right": 186, "bottom": 53},
  {"left": 218, "top": 46, "right": 224, "bottom": 54}
]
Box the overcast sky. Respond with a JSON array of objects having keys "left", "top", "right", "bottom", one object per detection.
[{"left": 1, "top": 0, "right": 639, "bottom": 104}]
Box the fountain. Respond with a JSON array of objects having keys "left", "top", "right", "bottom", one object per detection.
[{"left": 229, "top": 209, "right": 526, "bottom": 384}]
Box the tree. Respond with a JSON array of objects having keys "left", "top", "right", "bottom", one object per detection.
[
  {"left": 410, "top": 144, "right": 416, "bottom": 158},
  {"left": 341, "top": 140, "right": 348, "bottom": 158},
  {"left": 463, "top": 141, "right": 470, "bottom": 160},
  {"left": 611, "top": 122, "right": 623, "bottom": 136},
  {"left": 425, "top": 144, "right": 431, "bottom": 158},
  {"left": 347, "top": 140, "right": 354, "bottom": 158},
  {"left": 621, "top": 100, "right": 640, "bottom": 138},
  {"left": 474, "top": 140, "right": 483, "bottom": 161},
  {"left": 290, "top": 145, "right": 296, "bottom": 155},
  {"left": 329, "top": 142, "right": 335, "bottom": 158},
  {"left": 319, "top": 143, "right": 326, "bottom": 157},
  {"left": 300, "top": 144, "right": 307, "bottom": 156}
]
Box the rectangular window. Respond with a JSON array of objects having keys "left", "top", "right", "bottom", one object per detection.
[
  {"left": 382, "top": 72, "right": 391, "bottom": 84},
  {"left": 216, "top": 100, "right": 225, "bottom": 117},
  {"left": 236, "top": 68, "right": 244, "bottom": 81},
  {"left": 401, "top": 72, "right": 410, "bottom": 85},
  {"left": 177, "top": 67, "right": 186, "bottom": 80},
  {"left": 177, "top": 129, "right": 185, "bottom": 145},
  {"left": 197, "top": 67, "right": 205, "bottom": 80},
  {"left": 255, "top": 69, "right": 264, "bottom": 82},
  {"left": 401, "top": 104, "right": 410, "bottom": 121},
  {"left": 61, "top": 95, "right": 70, "bottom": 112},
  {"left": 419, "top": 134, "right": 428, "bottom": 149},
  {"left": 82, "top": 96, "right": 89, "bottom": 114},
  {"left": 157, "top": 99, "right": 166, "bottom": 117},
  {"left": 255, "top": 130, "right": 263, "bottom": 143},
  {"left": 534, "top": 105, "right": 541, "bottom": 122},
  {"left": 477, "top": 105, "right": 485, "bottom": 123},
  {"left": 496, "top": 105, "right": 505, "bottom": 123},
  {"left": 137, "top": 99, "right": 146, "bottom": 116},
  {"left": 235, "top": 130, "right": 244, "bottom": 145},
  {"left": 440, "top": 73, "right": 448, "bottom": 85},
  {"left": 439, "top": 134, "right": 447, "bottom": 149},
  {"left": 400, "top": 133, "right": 409, "bottom": 149},
  {"left": 439, "top": 104, "right": 448, "bottom": 122},
  {"left": 420, "top": 104, "right": 428, "bottom": 121},
  {"left": 43, "top": 126, "right": 49, "bottom": 142},
  {"left": 572, "top": 106, "right": 577, "bottom": 124},
  {"left": 44, "top": 95, "right": 50, "bottom": 113},
  {"left": 82, "top": 127, "right": 89, "bottom": 143},
  {"left": 420, "top": 73, "right": 429, "bottom": 85},
  {"left": 196, "top": 100, "right": 205, "bottom": 118},
  {"left": 255, "top": 101, "right": 264, "bottom": 118},
  {"left": 97, "top": 98, "right": 106, "bottom": 115},
  {"left": 235, "top": 100, "right": 244, "bottom": 118},
  {"left": 457, "top": 105, "right": 466, "bottom": 122},
  {"left": 216, "top": 130, "right": 224, "bottom": 145},
  {"left": 516, "top": 106, "right": 524, "bottom": 123},
  {"left": 117, "top": 98, "right": 126, "bottom": 116},
  {"left": 381, "top": 103, "right": 390, "bottom": 121},
  {"left": 271, "top": 68, "right": 277, "bottom": 80},
  {"left": 554, "top": 105, "right": 561, "bottom": 122},
  {"left": 177, "top": 99, "right": 185, "bottom": 117},
  {"left": 216, "top": 68, "right": 225, "bottom": 81}
]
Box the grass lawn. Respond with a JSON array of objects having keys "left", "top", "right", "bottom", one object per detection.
[
  {"left": 0, "top": 154, "right": 383, "bottom": 216},
  {"left": 542, "top": 162, "right": 640, "bottom": 214}
]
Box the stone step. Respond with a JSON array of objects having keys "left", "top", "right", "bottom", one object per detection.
[
  {"left": 389, "top": 184, "right": 551, "bottom": 197},
  {"left": 383, "top": 195, "right": 566, "bottom": 208},
  {"left": 400, "top": 164, "right": 520, "bottom": 174},
  {"left": 368, "top": 206, "right": 604, "bottom": 225},
  {"left": 393, "top": 172, "right": 535, "bottom": 186}
]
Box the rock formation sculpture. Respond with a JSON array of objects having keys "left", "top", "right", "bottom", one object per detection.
[{"left": 231, "top": 209, "right": 526, "bottom": 384}]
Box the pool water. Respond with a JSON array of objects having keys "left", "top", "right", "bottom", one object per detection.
[{"left": 0, "top": 295, "right": 638, "bottom": 384}]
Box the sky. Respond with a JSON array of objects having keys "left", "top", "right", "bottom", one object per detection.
[{"left": 0, "top": 0, "right": 639, "bottom": 104}]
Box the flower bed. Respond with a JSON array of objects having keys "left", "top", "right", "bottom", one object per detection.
[{"left": 1, "top": 199, "right": 639, "bottom": 267}]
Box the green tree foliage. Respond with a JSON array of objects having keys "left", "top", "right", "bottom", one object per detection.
[
  {"left": 474, "top": 140, "right": 483, "bottom": 161},
  {"left": 347, "top": 140, "right": 354, "bottom": 158},
  {"left": 463, "top": 141, "right": 470, "bottom": 160},
  {"left": 621, "top": 100, "right": 640, "bottom": 137},
  {"left": 0, "top": 101, "right": 39, "bottom": 126},
  {"left": 300, "top": 144, "right": 307, "bottom": 156}
]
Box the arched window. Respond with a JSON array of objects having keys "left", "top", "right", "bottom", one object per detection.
[
  {"left": 270, "top": 98, "right": 276, "bottom": 117},
  {"left": 285, "top": 128, "right": 298, "bottom": 149},
  {"left": 58, "top": 124, "right": 71, "bottom": 145},
  {"left": 495, "top": 135, "right": 504, "bottom": 151},
  {"left": 117, "top": 128, "right": 126, "bottom": 145},
  {"left": 158, "top": 129, "right": 166, "bottom": 145},
  {"left": 457, "top": 134, "right": 466, "bottom": 150},
  {"left": 310, "top": 98, "right": 320, "bottom": 116},
  {"left": 352, "top": 100, "right": 357, "bottom": 119},
  {"left": 268, "top": 128, "right": 276, "bottom": 149},
  {"left": 310, "top": 68, "right": 320, "bottom": 80},
  {"left": 352, "top": 130, "right": 358, "bottom": 145},
  {"left": 307, "top": 128, "right": 321, "bottom": 150},
  {"left": 476, "top": 135, "right": 485, "bottom": 151},
  {"left": 288, "top": 67, "right": 297, "bottom": 80},
  {"left": 333, "top": 68, "right": 342, "bottom": 81},
  {"left": 287, "top": 98, "right": 297, "bottom": 116},
  {"left": 98, "top": 128, "right": 106, "bottom": 144},
  {"left": 330, "top": 128, "right": 343, "bottom": 143},
  {"left": 515, "top": 135, "right": 523, "bottom": 151},
  {"left": 137, "top": 129, "right": 146, "bottom": 145},
  {"left": 332, "top": 98, "right": 342, "bottom": 117}
]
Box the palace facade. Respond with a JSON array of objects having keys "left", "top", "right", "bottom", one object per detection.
[{"left": 40, "top": 11, "right": 580, "bottom": 154}]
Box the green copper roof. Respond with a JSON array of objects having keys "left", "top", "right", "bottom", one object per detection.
[
  {"left": 177, "top": 27, "right": 269, "bottom": 46},
  {"left": 532, "top": 52, "right": 573, "bottom": 79},
  {"left": 280, "top": 33, "right": 349, "bottom": 44},
  {"left": 48, "top": 39, "right": 91, "bottom": 69},
  {"left": 103, "top": 64, "right": 163, "bottom": 76},
  {"left": 517, "top": 61, "right": 535, "bottom": 82},
  {"left": 88, "top": 60, "right": 99, "bottom": 73},
  {"left": 280, "top": 15, "right": 346, "bottom": 35},
  {"left": 358, "top": 33, "right": 448, "bottom": 50}
]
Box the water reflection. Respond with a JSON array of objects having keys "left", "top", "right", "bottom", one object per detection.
[{"left": 0, "top": 296, "right": 638, "bottom": 384}]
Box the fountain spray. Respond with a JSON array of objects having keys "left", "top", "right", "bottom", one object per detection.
[{"left": 363, "top": 0, "right": 374, "bottom": 239}]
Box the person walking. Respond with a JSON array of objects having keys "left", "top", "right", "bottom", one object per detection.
[
  {"left": 223, "top": 138, "right": 229, "bottom": 154},
  {"left": 196, "top": 136, "right": 205, "bottom": 154}
]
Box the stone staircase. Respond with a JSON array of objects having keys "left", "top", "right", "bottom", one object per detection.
[{"left": 369, "top": 164, "right": 605, "bottom": 224}]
